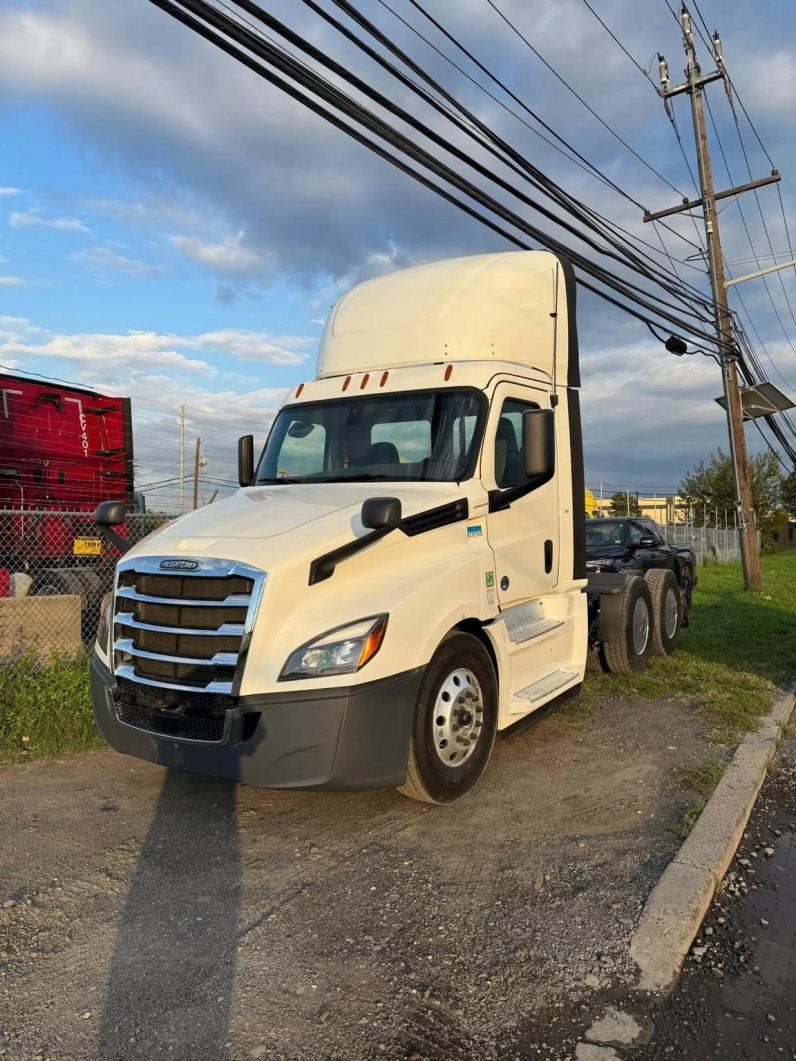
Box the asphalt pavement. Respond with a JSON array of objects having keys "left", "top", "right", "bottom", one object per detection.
[{"left": 636, "top": 735, "right": 796, "bottom": 1061}]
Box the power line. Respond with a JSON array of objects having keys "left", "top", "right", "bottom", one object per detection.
[
  {"left": 373, "top": 0, "right": 705, "bottom": 258},
  {"left": 482, "top": 0, "right": 691, "bottom": 198},
  {"left": 153, "top": 0, "right": 729, "bottom": 354},
  {"left": 309, "top": 0, "right": 711, "bottom": 297},
  {"left": 702, "top": 92, "right": 796, "bottom": 390}
]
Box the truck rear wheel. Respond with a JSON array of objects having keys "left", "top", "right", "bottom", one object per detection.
[
  {"left": 601, "top": 575, "right": 653, "bottom": 675},
  {"left": 398, "top": 632, "right": 497, "bottom": 805},
  {"left": 644, "top": 569, "right": 682, "bottom": 656}
]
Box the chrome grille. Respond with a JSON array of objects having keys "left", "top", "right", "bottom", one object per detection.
[{"left": 112, "top": 556, "right": 266, "bottom": 695}]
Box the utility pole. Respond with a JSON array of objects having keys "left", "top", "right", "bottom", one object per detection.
[
  {"left": 192, "top": 437, "right": 202, "bottom": 510},
  {"left": 178, "top": 403, "right": 185, "bottom": 516},
  {"left": 648, "top": 8, "right": 775, "bottom": 590}
]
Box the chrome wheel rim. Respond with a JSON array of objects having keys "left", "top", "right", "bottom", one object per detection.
[
  {"left": 632, "top": 598, "right": 650, "bottom": 656},
  {"left": 432, "top": 667, "right": 484, "bottom": 767},
  {"left": 664, "top": 586, "right": 679, "bottom": 639}
]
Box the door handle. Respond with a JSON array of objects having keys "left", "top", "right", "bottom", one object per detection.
[{"left": 544, "top": 539, "right": 553, "bottom": 574}]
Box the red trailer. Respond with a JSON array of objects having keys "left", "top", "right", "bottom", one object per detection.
[{"left": 0, "top": 372, "right": 134, "bottom": 600}]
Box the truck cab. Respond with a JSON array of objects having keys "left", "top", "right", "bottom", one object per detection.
[{"left": 91, "top": 251, "right": 595, "bottom": 803}]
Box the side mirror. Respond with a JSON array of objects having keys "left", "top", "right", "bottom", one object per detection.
[
  {"left": 94, "top": 499, "right": 131, "bottom": 554},
  {"left": 638, "top": 536, "right": 657, "bottom": 548},
  {"left": 95, "top": 499, "right": 127, "bottom": 526},
  {"left": 361, "top": 496, "right": 402, "bottom": 531},
  {"left": 522, "top": 408, "right": 555, "bottom": 481},
  {"left": 238, "top": 434, "right": 254, "bottom": 487}
]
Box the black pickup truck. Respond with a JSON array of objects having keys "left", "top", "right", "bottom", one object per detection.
[{"left": 585, "top": 517, "right": 697, "bottom": 669}]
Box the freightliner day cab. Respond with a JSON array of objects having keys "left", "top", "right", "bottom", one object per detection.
[{"left": 92, "top": 251, "right": 683, "bottom": 803}]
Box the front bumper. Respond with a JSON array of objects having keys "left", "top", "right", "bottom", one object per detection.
[{"left": 91, "top": 654, "right": 422, "bottom": 790}]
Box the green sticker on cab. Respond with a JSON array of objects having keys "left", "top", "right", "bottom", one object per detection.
[{"left": 485, "top": 571, "right": 495, "bottom": 588}]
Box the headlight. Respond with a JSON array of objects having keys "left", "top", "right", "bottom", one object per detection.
[
  {"left": 96, "top": 590, "right": 114, "bottom": 660},
  {"left": 280, "top": 615, "right": 387, "bottom": 680}
]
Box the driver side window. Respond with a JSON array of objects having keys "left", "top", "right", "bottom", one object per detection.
[
  {"left": 628, "top": 522, "right": 645, "bottom": 545},
  {"left": 494, "top": 398, "right": 538, "bottom": 488}
]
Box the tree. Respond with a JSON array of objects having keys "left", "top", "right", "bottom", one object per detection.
[
  {"left": 678, "top": 448, "right": 784, "bottom": 536},
  {"left": 608, "top": 491, "right": 641, "bottom": 516},
  {"left": 782, "top": 470, "right": 796, "bottom": 517}
]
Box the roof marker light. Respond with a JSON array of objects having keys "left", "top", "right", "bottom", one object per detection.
[
  {"left": 295, "top": 383, "right": 304, "bottom": 397},
  {"left": 444, "top": 364, "right": 453, "bottom": 381},
  {"left": 360, "top": 373, "right": 370, "bottom": 389},
  {"left": 380, "top": 371, "right": 389, "bottom": 387},
  {"left": 342, "top": 376, "right": 351, "bottom": 391}
]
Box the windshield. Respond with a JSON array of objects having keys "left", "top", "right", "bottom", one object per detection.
[
  {"left": 585, "top": 520, "right": 627, "bottom": 550},
  {"left": 257, "top": 389, "right": 484, "bottom": 484}
]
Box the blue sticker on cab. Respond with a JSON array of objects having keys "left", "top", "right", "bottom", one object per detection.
[{"left": 467, "top": 524, "right": 483, "bottom": 538}]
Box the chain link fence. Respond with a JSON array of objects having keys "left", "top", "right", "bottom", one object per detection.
[
  {"left": 0, "top": 508, "right": 763, "bottom": 663},
  {"left": 660, "top": 522, "right": 759, "bottom": 564},
  {"left": 0, "top": 510, "right": 173, "bottom": 662}
]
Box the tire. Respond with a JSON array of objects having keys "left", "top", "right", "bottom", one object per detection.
[
  {"left": 32, "top": 570, "right": 87, "bottom": 607},
  {"left": 398, "top": 632, "right": 498, "bottom": 804},
  {"left": 645, "top": 568, "right": 682, "bottom": 656},
  {"left": 601, "top": 574, "right": 653, "bottom": 675},
  {"left": 33, "top": 572, "right": 74, "bottom": 597}
]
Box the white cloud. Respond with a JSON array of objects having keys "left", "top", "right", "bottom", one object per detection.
[
  {"left": 0, "top": 316, "right": 312, "bottom": 372},
  {"left": 71, "top": 244, "right": 163, "bottom": 276},
  {"left": 9, "top": 210, "right": 90, "bottom": 234},
  {"left": 0, "top": 275, "right": 24, "bottom": 285},
  {"left": 0, "top": 187, "right": 20, "bottom": 196},
  {"left": 196, "top": 330, "right": 313, "bottom": 364},
  {"left": 170, "top": 233, "right": 271, "bottom": 276},
  {"left": 86, "top": 196, "right": 202, "bottom": 230}
]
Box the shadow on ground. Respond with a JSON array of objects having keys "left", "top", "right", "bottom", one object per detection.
[{"left": 98, "top": 771, "right": 240, "bottom": 1060}]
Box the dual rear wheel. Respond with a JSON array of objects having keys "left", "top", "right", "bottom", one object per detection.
[{"left": 599, "top": 569, "right": 683, "bottom": 675}]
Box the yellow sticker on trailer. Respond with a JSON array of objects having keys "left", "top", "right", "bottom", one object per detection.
[{"left": 73, "top": 537, "right": 102, "bottom": 556}]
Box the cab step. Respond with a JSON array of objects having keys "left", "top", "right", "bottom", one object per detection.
[
  {"left": 512, "top": 667, "right": 579, "bottom": 705},
  {"left": 507, "top": 616, "right": 565, "bottom": 645},
  {"left": 501, "top": 600, "right": 566, "bottom": 645}
]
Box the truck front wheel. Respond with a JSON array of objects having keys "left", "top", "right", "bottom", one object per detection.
[{"left": 398, "top": 632, "right": 498, "bottom": 804}]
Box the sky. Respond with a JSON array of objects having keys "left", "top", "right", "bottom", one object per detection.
[{"left": 1, "top": 0, "right": 795, "bottom": 510}]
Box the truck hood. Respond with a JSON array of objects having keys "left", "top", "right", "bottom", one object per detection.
[{"left": 147, "top": 482, "right": 467, "bottom": 550}]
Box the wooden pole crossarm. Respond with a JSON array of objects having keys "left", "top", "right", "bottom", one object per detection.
[
  {"left": 662, "top": 69, "right": 724, "bottom": 98},
  {"left": 643, "top": 172, "right": 780, "bottom": 223}
]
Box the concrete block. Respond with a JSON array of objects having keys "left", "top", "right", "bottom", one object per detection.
[{"left": 0, "top": 594, "right": 83, "bottom": 663}]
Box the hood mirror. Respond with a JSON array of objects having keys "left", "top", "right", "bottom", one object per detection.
[
  {"left": 95, "top": 499, "right": 127, "bottom": 527},
  {"left": 361, "top": 496, "right": 402, "bottom": 531},
  {"left": 94, "top": 499, "right": 131, "bottom": 553}
]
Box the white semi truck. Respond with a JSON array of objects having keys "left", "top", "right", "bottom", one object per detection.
[{"left": 92, "top": 251, "right": 682, "bottom": 803}]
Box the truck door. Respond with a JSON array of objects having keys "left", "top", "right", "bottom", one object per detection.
[{"left": 484, "top": 383, "right": 559, "bottom": 606}]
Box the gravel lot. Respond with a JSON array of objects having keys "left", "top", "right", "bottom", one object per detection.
[{"left": 0, "top": 695, "right": 713, "bottom": 1061}]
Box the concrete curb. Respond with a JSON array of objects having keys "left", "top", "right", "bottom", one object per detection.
[{"left": 629, "top": 683, "right": 796, "bottom": 995}]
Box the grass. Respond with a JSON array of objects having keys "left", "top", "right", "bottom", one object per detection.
[
  {"left": 675, "top": 758, "right": 728, "bottom": 839},
  {"left": 0, "top": 650, "right": 100, "bottom": 765},
  {"left": 580, "top": 550, "right": 796, "bottom": 743}
]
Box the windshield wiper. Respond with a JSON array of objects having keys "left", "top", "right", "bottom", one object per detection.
[
  {"left": 257, "top": 473, "right": 396, "bottom": 485},
  {"left": 319, "top": 473, "right": 396, "bottom": 482},
  {"left": 256, "top": 476, "right": 305, "bottom": 484}
]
